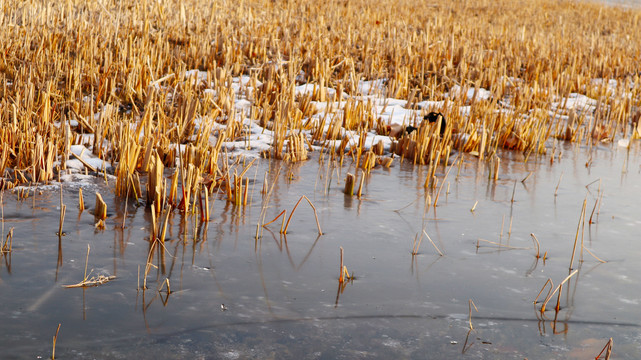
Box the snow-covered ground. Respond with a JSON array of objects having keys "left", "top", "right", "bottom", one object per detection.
[{"left": 53, "top": 65, "right": 637, "bottom": 183}]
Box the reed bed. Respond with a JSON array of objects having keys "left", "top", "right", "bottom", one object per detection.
[
  {"left": 0, "top": 0, "right": 637, "bottom": 196},
  {"left": 63, "top": 245, "right": 116, "bottom": 288},
  {"left": 0, "top": 0, "right": 636, "bottom": 354}
]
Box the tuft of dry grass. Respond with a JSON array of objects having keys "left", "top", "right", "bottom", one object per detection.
[{"left": 63, "top": 245, "right": 115, "bottom": 288}]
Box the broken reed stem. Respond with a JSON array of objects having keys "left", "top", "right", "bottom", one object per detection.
[
  {"left": 569, "top": 199, "right": 587, "bottom": 271},
  {"left": 554, "top": 172, "right": 564, "bottom": 197},
  {"left": 588, "top": 190, "right": 602, "bottom": 224},
  {"left": 262, "top": 209, "right": 287, "bottom": 233},
  {"left": 476, "top": 238, "right": 529, "bottom": 250},
  {"left": 595, "top": 189, "right": 604, "bottom": 221},
  {"left": 122, "top": 186, "right": 129, "bottom": 230},
  {"left": 143, "top": 240, "right": 159, "bottom": 291},
  {"left": 470, "top": 200, "right": 478, "bottom": 212},
  {"left": 533, "top": 278, "right": 554, "bottom": 306},
  {"left": 339, "top": 246, "right": 344, "bottom": 283},
  {"left": 584, "top": 178, "right": 601, "bottom": 189},
  {"left": 70, "top": 152, "right": 97, "bottom": 172},
  {"left": 530, "top": 233, "right": 541, "bottom": 258},
  {"left": 511, "top": 180, "right": 517, "bottom": 202},
  {"left": 344, "top": 173, "right": 355, "bottom": 196},
  {"left": 58, "top": 204, "right": 66, "bottom": 237},
  {"left": 58, "top": 184, "right": 66, "bottom": 237},
  {"left": 595, "top": 338, "right": 613, "bottom": 360},
  {"left": 356, "top": 171, "right": 366, "bottom": 197},
  {"left": 256, "top": 165, "right": 283, "bottom": 240},
  {"left": 1, "top": 191, "right": 3, "bottom": 242},
  {"left": 1, "top": 227, "right": 13, "bottom": 254},
  {"left": 52, "top": 323, "right": 61, "bottom": 360},
  {"left": 282, "top": 195, "right": 323, "bottom": 235},
  {"left": 583, "top": 246, "right": 607, "bottom": 263},
  {"left": 150, "top": 202, "right": 157, "bottom": 241},
  {"left": 203, "top": 185, "right": 210, "bottom": 222},
  {"left": 468, "top": 299, "right": 478, "bottom": 330},
  {"left": 159, "top": 205, "right": 172, "bottom": 243},
  {"left": 540, "top": 269, "right": 578, "bottom": 313},
  {"left": 159, "top": 277, "right": 171, "bottom": 294},
  {"left": 78, "top": 188, "right": 84, "bottom": 211},
  {"left": 493, "top": 156, "right": 500, "bottom": 181},
  {"left": 433, "top": 154, "right": 458, "bottom": 207},
  {"left": 554, "top": 282, "right": 564, "bottom": 313},
  {"left": 423, "top": 230, "right": 443, "bottom": 256},
  {"left": 83, "top": 244, "right": 90, "bottom": 282},
  {"left": 411, "top": 233, "right": 423, "bottom": 255},
  {"left": 95, "top": 192, "right": 107, "bottom": 221}
]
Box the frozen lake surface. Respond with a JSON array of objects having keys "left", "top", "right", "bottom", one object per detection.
[{"left": 2, "top": 140, "right": 641, "bottom": 359}]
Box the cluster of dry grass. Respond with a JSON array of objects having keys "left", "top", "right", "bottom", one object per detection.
[{"left": 0, "top": 0, "right": 639, "bottom": 199}]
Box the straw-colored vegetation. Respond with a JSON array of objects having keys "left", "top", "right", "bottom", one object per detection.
[
  {"left": 0, "top": 0, "right": 637, "bottom": 354},
  {"left": 1, "top": 227, "right": 13, "bottom": 254},
  {"left": 63, "top": 245, "right": 116, "bottom": 288},
  {"left": 0, "top": 0, "right": 638, "bottom": 199}
]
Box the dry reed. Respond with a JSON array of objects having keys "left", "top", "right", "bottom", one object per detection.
[
  {"left": 595, "top": 338, "right": 613, "bottom": 360},
  {"left": 58, "top": 184, "right": 66, "bottom": 237},
  {"left": 51, "top": 323, "right": 61, "bottom": 360},
  {"left": 263, "top": 195, "right": 323, "bottom": 235},
  {"left": 411, "top": 233, "right": 423, "bottom": 256},
  {"left": 78, "top": 188, "right": 84, "bottom": 211},
  {"left": 63, "top": 245, "right": 115, "bottom": 288},
  {"left": 422, "top": 230, "right": 444, "bottom": 256},
  {"left": 468, "top": 299, "right": 478, "bottom": 330},
  {"left": 0, "top": 3, "right": 636, "bottom": 344},
  {"left": 537, "top": 269, "right": 578, "bottom": 313},
  {"left": 476, "top": 239, "right": 528, "bottom": 250},
  {"left": 554, "top": 172, "right": 564, "bottom": 197},
  {"left": 530, "top": 233, "right": 543, "bottom": 259},
  {"left": 344, "top": 173, "right": 356, "bottom": 196},
  {"left": 569, "top": 199, "right": 587, "bottom": 270},
  {"left": 1, "top": 227, "right": 13, "bottom": 255},
  {"left": 338, "top": 246, "right": 352, "bottom": 283},
  {"left": 0, "top": 0, "right": 636, "bottom": 196},
  {"left": 94, "top": 193, "right": 107, "bottom": 222}
]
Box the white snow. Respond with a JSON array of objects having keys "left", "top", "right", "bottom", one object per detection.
[{"left": 49, "top": 63, "right": 637, "bottom": 187}]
